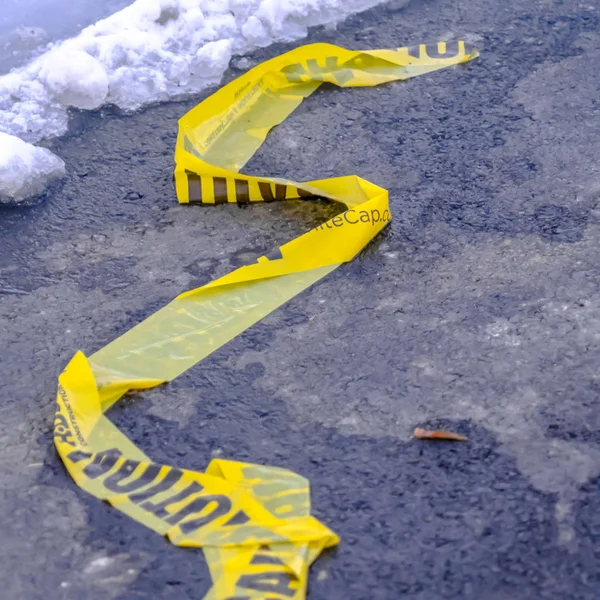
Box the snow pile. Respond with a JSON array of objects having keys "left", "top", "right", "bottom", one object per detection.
[
  {"left": 0, "top": 132, "right": 65, "bottom": 204},
  {"left": 1, "top": 0, "right": 389, "bottom": 203},
  {"left": 40, "top": 49, "right": 110, "bottom": 110}
]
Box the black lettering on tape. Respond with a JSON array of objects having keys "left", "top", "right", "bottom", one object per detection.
[
  {"left": 250, "top": 553, "right": 286, "bottom": 566},
  {"left": 303, "top": 56, "right": 352, "bottom": 85},
  {"left": 425, "top": 41, "right": 460, "bottom": 59},
  {"left": 223, "top": 510, "right": 251, "bottom": 526},
  {"left": 213, "top": 177, "right": 228, "bottom": 204},
  {"left": 235, "top": 179, "right": 250, "bottom": 204},
  {"left": 281, "top": 63, "right": 305, "bottom": 83},
  {"left": 129, "top": 468, "right": 183, "bottom": 504},
  {"left": 54, "top": 413, "right": 76, "bottom": 447},
  {"left": 142, "top": 481, "right": 204, "bottom": 520},
  {"left": 67, "top": 450, "right": 93, "bottom": 463},
  {"left": 408, "top": 41, "right": 462, "bottom": 61},
  {"left": 57, "top": 385, "right": 86, "bottom": 447},
  {"left": 186, "top": 170, "right": 202, "bottom": 203},
  {"left": 317, "top": 206, "right": 391, "bottom": 230},
  {"left": 83, "top": 448, "right": 122, "bottom": 479},
  {"left": 264, "top": 248, "right": 284, "bottom": 261},
  {"left": 176, "top": 495, "right": 233, "bottom": 533},
  {"left": 258, "top": 182, "right": 287, "bottom": 202},
  {"left": 103, "top": 460, "right": 162, "bottom": 494},
  {"left": 225, "top": 597, "right": 280, "bottom": 600},
  {"left": 237, "top": 572, "right": 297, "bottom": 598},
  {"left": 297, "top": 187, "right": 313, "bottom": 198},
  {"left": 407, "top": 44, "right": 423, "bottom": 60},
  {"left": 306, "top": 57, "right": 339, "bottom": 76},
  {"left": 344, "top": 211, "right": 358, "bottom": 224}
]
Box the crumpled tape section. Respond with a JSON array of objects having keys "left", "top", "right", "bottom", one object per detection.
[{"left": 54, "top": 41, "right": 478, "bottom": 599}]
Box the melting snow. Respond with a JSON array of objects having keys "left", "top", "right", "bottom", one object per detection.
[
  {"left": 0, "top": 132, "right": 65, "bottom": 203},
  {"left": 0, "top": 0, "right": 389, "bottom": 203}
]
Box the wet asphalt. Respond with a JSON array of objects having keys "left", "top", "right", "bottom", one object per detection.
[{"left": 2, "top": 0, "right": 600, "bottom": 598}]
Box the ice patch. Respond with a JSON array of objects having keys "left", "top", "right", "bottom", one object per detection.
[
  {"left": 0, "top": 132, "right": 65, "bottom": 204},
  {"left": 0, "top": 0, "right": 392, "bottom": 203}
]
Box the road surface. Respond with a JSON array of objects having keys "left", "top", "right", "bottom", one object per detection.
[{"left": 2, "top": 0, "right": 600, "bottom": 598}]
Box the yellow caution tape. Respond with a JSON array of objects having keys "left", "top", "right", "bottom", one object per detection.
[{"left": 54, "top": 41, "right": 478, "bottom": 598}]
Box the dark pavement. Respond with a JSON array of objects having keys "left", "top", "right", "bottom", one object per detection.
[{"left": 2, "top": 0, "right": 600, "bottom": 598}]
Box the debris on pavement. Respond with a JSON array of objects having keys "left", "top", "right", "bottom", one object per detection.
[{"left": 414, "top": 427, "right": 469, "bottom": 441}]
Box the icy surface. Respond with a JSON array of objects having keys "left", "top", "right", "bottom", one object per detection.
[
  {"left": 0, "top": 132, "right": 65, "bottom": 204},
  {"left": 0, "top": 0, "right": 132, "bottom": 74},
  {"left": 0, "top": 0, "right": 388, "bottom": 202}
]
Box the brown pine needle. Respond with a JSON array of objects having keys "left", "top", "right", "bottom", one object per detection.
[{"left": 413, "top": 427, "right": 468, "bottom": 441}]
